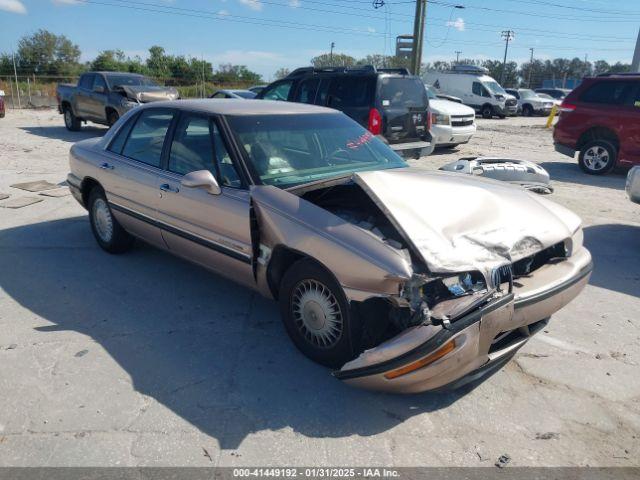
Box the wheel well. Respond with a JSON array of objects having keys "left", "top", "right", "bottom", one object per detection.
[
  {"left": 577, "top": 127, "right": 619, "bottom": 150},
  {"left": 266, "top": 246, "right": 306, "bottom": 300},
  {"left": 523, "top": 103, "right": 533, "bottom": 110},
  {"left": 80, "top": 177, "right": 102, "bottom": 207},
  {"left": 106, "top": 107, "right": 118, "bottom": 118},
  {"left": 61, "top": 101, "right": 71, "bottom": 112},
  {"left": 482, "top": 103, "right": 493, "bottom": 111}
]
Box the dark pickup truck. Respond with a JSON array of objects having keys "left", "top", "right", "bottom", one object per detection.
[{"left": 57, "top": 71, "right": 179, "bottom": 130}]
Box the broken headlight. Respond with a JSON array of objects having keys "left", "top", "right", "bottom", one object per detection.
[{"left": 565, "top": 228, "right": 583, "bottom": 257}]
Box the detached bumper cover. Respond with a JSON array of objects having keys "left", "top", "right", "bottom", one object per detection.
[{"left": 335, "top": 247, "right": 592, "bottom": 393}]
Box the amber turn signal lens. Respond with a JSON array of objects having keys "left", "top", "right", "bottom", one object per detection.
[{"left": 384, "top": 340, "right": 456, "bottom": 380}]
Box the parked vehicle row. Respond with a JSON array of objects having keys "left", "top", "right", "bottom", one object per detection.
[
  {"left": 553, "top": 73, "right": 640, "bottom": 174},
  {"left": 57, "top": 72, "right": 179, "bottom": 131},
  {"left": 424, "top": 84, "right": 476, "bottom": 148},
  {"left": 67, "top": 99, "right": 591, "bottom": 393}
]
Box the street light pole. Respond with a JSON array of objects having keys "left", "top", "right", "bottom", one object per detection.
[
  {"left": 500, "top": 30, "right": 515, "bottom": 84},
  {"left": 455, "top": 50, "right": 462, "bottom": 64},
  {"left": 330, "top": 42, "right": 335, "bottom": 65},
  {"left": 12, "top": 51, "right": 21, "bottom": 109}
]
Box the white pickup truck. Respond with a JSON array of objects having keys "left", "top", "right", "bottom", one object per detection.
[{"left": 425, "top": 84, "right": 476, "bottom": 148}]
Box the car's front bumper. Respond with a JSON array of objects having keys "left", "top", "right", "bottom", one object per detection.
[
  {"left": 432, "top": 123, "right": 476, "bottom": 146},
  {"left": 335, "top": 247, "right": 592, "bottom": 393}
]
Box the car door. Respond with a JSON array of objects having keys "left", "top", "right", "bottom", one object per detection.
[
  {"left": 86, "top": 74, "right": 108, "bottom": 121},
  {"left": 292, "top": 77, "right": 320, "bottom": 104},
  {"left": 75, "top": 73, "right": 94, "bottom": 118},
  {"left": 154, "top": 112, "right": 255, "bottom": 288},
  {"left": 101, "top": 107, "right": 175, "bottom": 249}
]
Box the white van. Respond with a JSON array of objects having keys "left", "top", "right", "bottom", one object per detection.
[{"left": 423, "top": 65, "right": 518, "bottom": 119}]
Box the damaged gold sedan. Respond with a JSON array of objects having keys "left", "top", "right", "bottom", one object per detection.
[{"left": 67, "top": 100, "right": 592, "bottom": 393}]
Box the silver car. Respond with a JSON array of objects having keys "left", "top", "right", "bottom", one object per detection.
[{"left": 67, "top": 100, "right": 592, "bottom": 393}]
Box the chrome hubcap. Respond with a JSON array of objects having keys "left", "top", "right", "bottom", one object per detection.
[
  {"left": 584, "top": 146, "right": 610, "bottom": 171},
  {"left": 93, "top": 198, "right": 113, "bottom": 243},
  {"left": 292, "top": 279, "right": 343, "bottom": 348}
]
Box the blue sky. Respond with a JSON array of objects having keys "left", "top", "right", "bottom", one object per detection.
[{"left": 0, "top": 0, "right": 638, "bottom": 80}]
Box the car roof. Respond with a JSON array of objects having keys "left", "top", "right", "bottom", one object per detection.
[
  {"left": 140, "top": 98, "right": 337, "bottom": 116},
  {"left": 94, "top": 72, "right": 145, "bottom": 77}
]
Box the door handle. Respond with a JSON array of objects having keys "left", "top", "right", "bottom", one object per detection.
[
  {"left": 100, "top": 162, "right": 114, "bottom": 170},
  {"left": 159, "top": 183, "right": 179, "bottom": 193}
]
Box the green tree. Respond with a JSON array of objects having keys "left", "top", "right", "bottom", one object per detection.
[
  {"left": 310, "top": 52, "right": 356, "bottom": 68},
  {"left": 274, "top": 67, "right": 290, "bottom": 80},
  {"left": 213, "top": 64, "right": 261, "bottom": 84},
  {"left": 146, "top": 45, "right": 170, "bottom": 79},
  {"left": 16, "top": 29, "right": 81, "bottom": 76}
]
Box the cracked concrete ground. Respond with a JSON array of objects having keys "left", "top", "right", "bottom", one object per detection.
[{"left": 0, "top": 110, "right": 639, "bottom": 467}]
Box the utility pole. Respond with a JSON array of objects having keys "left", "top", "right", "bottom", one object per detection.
[
  {"left": 330, "top": 42, "right": 335, "bottom": 65},
  {"left": 12, "top": 51, "right": 21, "bottom": 109},
  {"left": 455, "top": 51, "right": 462, "bottom": 64},
  {"left": 584, "top": 54, "right": 589, "bottom": 77},
  {"left": 500, "top": 30, "right": 515, "bottom": 84},
  {"left": 528, "top": 48, "right": 534, "bottom": 88},
  {"left": 410, "top": 0, "right": 427, "bottom": 76},
  {"left": 632, "top": 28, "right": 640, "bottom": 72}
]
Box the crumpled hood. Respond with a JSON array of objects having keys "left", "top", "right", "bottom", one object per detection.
[
  {"left": 354, "top": 168, "right": 581, "bottom": 275},
  {"left": 120, "top": 85, "right": 179, "bottom": 103}
]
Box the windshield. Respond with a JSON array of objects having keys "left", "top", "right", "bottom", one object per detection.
[
  {"left": 228, "top": 113, "right": 407, "bottom": 188},
  {"left": 483, "top": 81, "right": 506, "bottom": 95},
  {"left": 106, "top": 74, "right": 159, "bottom": 89},
  {"left": 380, "top": 77, "right": 428, "bottom": 108},
  {"left": 519, "top": 89, "right": 536, "bottom": 99},
  {"left": 537, "top": 93, "right": 553, "bottom": 99},
  {"left": 425, "top": 85, "right": 438, "bottom": 100}
]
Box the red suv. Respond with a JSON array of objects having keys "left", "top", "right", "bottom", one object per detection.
[{"left": 553, "top": 74, "right": 640, "bottom": 175}]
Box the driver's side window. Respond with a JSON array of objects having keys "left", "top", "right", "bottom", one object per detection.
[{"left": 472, "top": 82, "right": 482, "bottom": 96}]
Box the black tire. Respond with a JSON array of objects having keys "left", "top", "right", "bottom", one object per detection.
[
  {"left": 107, "top": 110, "right": 119, "bottom": 127},
  {"left": 498, "top": 114, "right": 506, "bottom": 119},
  {"left": 481, "top": 105, "right": 493, "bottom": 119},
  {"left": 279, "top": 259, "right": 356, "bottom": 368},
  {"left": 63, "top": 106, "right": 81, "bottom": 131},
  {"left": 578, "top": 140, "right": 617, "bottom": 175},
  {"left": 88, "top": 187, "right": 134, "bottom": 253},
  {"left": 522, "top": 104, "right": 534, "bottom": 117}
]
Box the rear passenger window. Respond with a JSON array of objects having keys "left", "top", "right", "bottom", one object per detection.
[
  {"left": 79, "top": 74, "right": 94, "bottom": 90},
  {"left": 294, "top": 78, "right": 320, "bottom": 104},
  {"left": 169, "top": 115, "right": 215, "bottom": 176},
  {"left": 580, "top": 81, "right": 637, "bottom": 105},
  {"left": 328, "top": 76, "right": 375, "bottom": 109},
  {"left": 121, "top": 109, "right": 174, "bottom": 168},
  {"left": 108, "top": 114, "right": 137, "bottom": 154}
]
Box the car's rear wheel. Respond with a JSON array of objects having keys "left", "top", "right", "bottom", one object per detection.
[
  {"left": 88, "top": 188, "right": 134, "bottom": 253},
  {"left": 279, "top": 259, "right": 355, "bottom": 368},
  {"left": 107, "top": 110, "right": 119, "bottom": 127},
  {"left": 578, "top": 140, "right": 617, "bottom": 175},
  {"left": 481, "top": 105, "right": 493, "bottom": 119},
  {"left": 63, "top": 106, "right": 81, "bottom": 131}
]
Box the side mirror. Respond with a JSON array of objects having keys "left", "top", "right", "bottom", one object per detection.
[
  {"left": 94, "top": 85, "right": 105, "bottom": 94},
  {"left": 181, "top": 170, "right": 221, "bottom": 195}
]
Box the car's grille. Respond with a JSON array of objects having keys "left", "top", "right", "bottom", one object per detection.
[
  {"left": 506, "top": 99, "right": 517, "bottom": 107},
  {"left": 451, "top": 115, "right": 475, "bottom": 127},
  {"left": 512, "top": 241, "right": 567, "bottom": 278}
]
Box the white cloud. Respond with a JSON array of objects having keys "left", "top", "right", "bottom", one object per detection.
[
  {"left": 289, "top": 0, "right": 301, "bottom": 7},
  {"left": 0, "top": 0, "right": 27, "bottom": 14},
  {"left": 52, "top": 0, "right": 82, "bottom": 4},
  {"left": 446, "top": 17, "right": 465, "bottom": 32},
  {"left": 238, "top": 0, "right": 262, "bottom": 11},
  {"left": 217, "top": 9, "right": 230, "bottom": 16}
]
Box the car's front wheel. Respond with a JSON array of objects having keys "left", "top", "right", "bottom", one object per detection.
[
  {"left": 88, "top": 187, "right": 134, "bottom": 253},
  {"left": 578, "top": 140, "right": 617, "bottom": 175},
  {"left": 481, "top": 105, "right": 493, "bottom": 119},
  {"left": 279, "top": 259, "right": 355, "bottom": 368}
]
